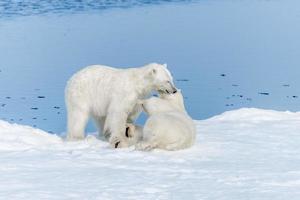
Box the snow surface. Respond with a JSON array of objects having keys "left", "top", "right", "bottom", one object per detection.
[{"left": 1, "top": 108, "right": 300, "bottom": 199}]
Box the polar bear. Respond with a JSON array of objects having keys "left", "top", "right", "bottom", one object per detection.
[
  {"left": 132, "top": 90, "right": 196, "bottom": 151},
  {"left": 65, "top": 63, "right": 177, "bottom": 148}
]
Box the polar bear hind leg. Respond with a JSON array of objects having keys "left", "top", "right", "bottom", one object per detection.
[{"left": 67, "top": 107, "right": 89, "bottom": 140}]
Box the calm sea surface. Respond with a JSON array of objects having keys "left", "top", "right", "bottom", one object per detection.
[{"left": 0, "top": 0, "right": 299, "bottom": 133}]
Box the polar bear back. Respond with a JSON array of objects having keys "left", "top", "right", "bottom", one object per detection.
[
  {"left": 65, "top": 65, "right": 137, "bottom": 115},
  {"left": 143, "top": 111, "right": 196, "bottom": 150}
]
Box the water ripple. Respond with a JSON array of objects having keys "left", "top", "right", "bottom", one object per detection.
[{"left": 0, "top": 0, "right": 191, "bottom": 18}]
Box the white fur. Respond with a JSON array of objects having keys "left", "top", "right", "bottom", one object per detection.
[
  {"left": 125, "top": 123, "right": 143, "bottom": 147},
  {"left": 65, "top": 63, "right": 176, "bottom": 148},
  {"left": 136, "top": 90, "right": 196, "bottom": 151}
]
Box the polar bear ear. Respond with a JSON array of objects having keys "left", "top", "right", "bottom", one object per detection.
[
  {"left": 152, "top": 68, "right": 157, "bottom": 74},
  {"left": 145, "top": 65, "right": 158, "bottom": 80},
  {"left": 162, "top": 63, "right": 168, "bottom": 68},
  {"left": 147, "top": 67, "right": 157, "bottom": 77}
]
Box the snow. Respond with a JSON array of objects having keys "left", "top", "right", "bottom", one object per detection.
[{"left": 1, "top": 108, "right": 300, "bottom": 199}]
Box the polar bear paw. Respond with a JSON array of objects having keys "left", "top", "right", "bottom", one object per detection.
[
  {"left": 66, "top": 135, "right": 85, "bottom": 141},
  {"left": 109, "top": 135, "right": 129, "bottom": 148},
  {"left": 125, "top": 124, "right": 135, "bottom": 138},
  {"left": 135, "top": 142, "right": 155, "bottom": 151}
]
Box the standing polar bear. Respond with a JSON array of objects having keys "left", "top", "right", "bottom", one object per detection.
[
  {"left": 65, "top": 63, "right": 177, "bottom": 148},
  {"left": 132, "top": 90, "right": 196, "bottom": 151}
]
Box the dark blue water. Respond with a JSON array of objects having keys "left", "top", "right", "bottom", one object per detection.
[
  {"left": 0, "top": 0, "right": 192, "bottom": 18},
  {"left": 0, "top": 0, "right": 300, "bottom": 133}
]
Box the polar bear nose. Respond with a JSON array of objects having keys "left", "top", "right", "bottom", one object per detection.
[{"left": 172, "top": 89, "right": 177, "bottom": 94}]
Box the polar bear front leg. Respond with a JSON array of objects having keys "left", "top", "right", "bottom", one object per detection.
[
  {"left": 104, "top": 111, "right": 129, "bottom": 148},
  {"left": 127, "top": 103, "right": 142, "bottom": 123}
]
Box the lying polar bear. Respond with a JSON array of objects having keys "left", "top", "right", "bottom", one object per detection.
[
  {"left": 125, "top": 90, "right": 196, "bottom": 151},
  {"left": 65, "top": 63, "right": 177, "bottom": 148}
]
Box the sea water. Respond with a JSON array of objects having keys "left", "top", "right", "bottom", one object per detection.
[{"left": 0, "top": 0, "right": 299, "bottom": 133}]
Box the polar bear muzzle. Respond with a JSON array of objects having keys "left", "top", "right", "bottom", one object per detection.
[{"left": 161, "top": 84, "right": 177, "bottom": 94}]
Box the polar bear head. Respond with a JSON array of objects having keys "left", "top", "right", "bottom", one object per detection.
[
  {"left": 144, "top": 63, "right": 177, "bottom": 94},
  {"left": 140, "top": 89, "right": 186, "bottom": 116}
]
